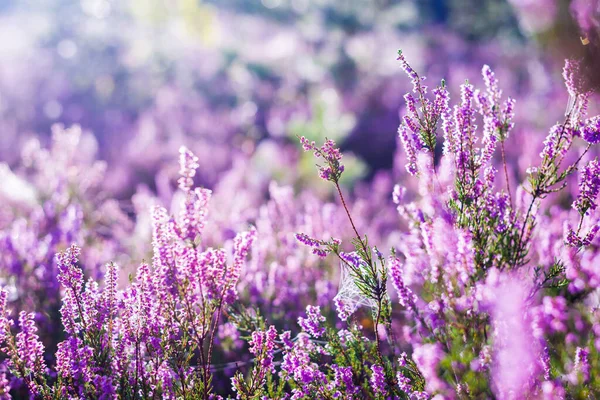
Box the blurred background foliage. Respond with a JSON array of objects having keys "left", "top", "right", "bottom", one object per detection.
[{"left": 0, "top": 0, "right": 588, "bottom": 197}]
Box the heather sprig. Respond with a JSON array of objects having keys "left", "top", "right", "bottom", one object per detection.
[
  {"left": 397, "top": 49, "right": 447, "bottom": 174},
  {"left": 299, "top": 136, "right": 344, "bottom": 183},
  {"left": 573, "top": 158, "right": 600, "bottom": 216},
  {"left": 297, "top": 137, "right": 394, "bottom": 364}
]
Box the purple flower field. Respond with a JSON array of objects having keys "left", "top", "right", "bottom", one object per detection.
[{"left": 1, "top": 0, "right": 600, "bottom": 398}]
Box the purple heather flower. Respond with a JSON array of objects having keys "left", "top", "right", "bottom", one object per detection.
[
  {"left": 583, "top": 116, "right": 600, "bottom": 144},
  {"left": 0, "top": 372, "right": 10, "bottom": 399},
  {"left": 337, "top": 329, "right": 354, "bottom": 346},
  {"left": 14, "top": 311, "right": 46, "bottom": 379},
  {"left": 389, "top": 257, "right": 417, "bottom": 310},
  {"left": 396, "top": 370, "right": 412, "bottom": 393},
  {"left": 56, "top": 244, "right": 83, "bottom": 292},
  {"left": 101, "top": 262, "right": 118, "bottom": 324},
  {"left": 531, "top": 296, "right": 568, "bottom": 338},
  {"left": 566, "top": 217, "right": 599, "bottom": 249},
  {"left": 56, "top": 336, "right": 94, "bottom": 387},
  {"left": 573, "top": 158, "right": 600, "bottom": 215},
  {"left": 56, "top": 245, "right": 89, "bottom": 336},
  {"left": 249, "top": 325, "right": 278, "bottom": 373},
  {"left": 295, "top": 233, "right": 323, "bottom": 248},
  {"left": 482, "top": 65, "right": 501, "bottom": 102},
  {"left": 540, "top": 123, "right": 573, "bottom": 161},
  {"left": 399, "top": 120, "right": 420, "bottom": 176},
  {"left": 329, "top": 365, "right": 358, "bottom": 396},
  {"left": 540, "top": 346, "right": 551, "bottom": 380},
  {"left": 397, "top": 50, "right": 424, "bottom": 94},
  {"left": 0, "top": 291, "right": 9, "bottom": 345},
  {"left": 453, "top": 81, "right": 478, "bottom": 181},
  {"left": 432, "top": 85, "right": 450, "bottom": 121},
  {"left": 93, "top": 375, "right": 116, "bottom": 399},
  {"left": 312, "top": 248, "right": 328, "bottom": 258},
  {"left": 177, "top": 146, "right": 199, "bottom": 192},
  {"left": 479, "top": 130, "right": 498, "bottom": 167},
  {"left": 333, "top": 297, "right": 354, "bottom": 322},
  {"left": 574, "top": 347, "right": 590, "bottom": 383},
  {"left": 370, "top": 364, "right": 386, "bottom": 395},
  {"left": 280, "top": 334, "right": 326, "bottom": 387},
  {"left": 478, "top": 346, "right": 492, "bottom": 371},
  {"left": 298, "top": 305, "right": 326, "bottom": 338},
  {"left": 280, "top": 331, "right": 294, "bottom": 350},
  {"left": 404, "top": 94, "right": 418, "bottom": 119},
  {"left": 300, "top": 136, "right": 316, "bottom": 152},
  {"left": 338, "top": 251, "right": 362, "bottom": 269},
  {"left": 398, "top": 353, "right": 408, "bottom": 367},
  {"left": 563, "top": 59, "right": 586, "bottom": 98},
  {"left": 299, "top": 137, "right": 344, "bottom": 182},
  {"left": 224, "top": 228, "right": 257, "bottom": 304},
  {"left": 177, "top": 187, "right": 212, "bottom": 242}
]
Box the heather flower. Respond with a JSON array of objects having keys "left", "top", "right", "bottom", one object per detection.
[
  {"left": 582, "top": 116, "right": 600, "bottom": 144},
  {"left": 337, "top": 329, "right": 354, "bottom": 346},
  {"left": 573, "top": 158, "right": 600, "bottom": 215},
  {"left": 295, "top": 233, "right": 324, "bottom": 247},
  {"left": 248, "top": 325, "right": 278, "bottom": 378},
  {"left": 280, "top": 331, "right": 294, "bottom": 349},
  {"left": 370, "top": 364, "right": 386, "bottom": 395},
  {"left": 56, "top": 245, "right": 87, "bottom": 336},
  {"left": 295, "top": 232, "right": 334, "bottom": 258},
  {"left": 531, "top": 296, "right": 568, "bottom": 338},
  {"left": 573, "top": 346, "right": 590, "bottom": 383},
  {"left": 299, "top": 137, "right": 344, "bottom": 182},
  {"left": 0, "top": 372, "right": 10, "bottom": 400},
  {"left": 563, "top": 59, "right": 586, "bottom": 98},
  {"left": 540, "top": 123, "right": 573, "bottom": 162},
  {"left": 298, "top": 305, "right": 326, "bottom": 337},
  {"left": 566, "top": 220, "right": 600, "bottom": 248},
  {"left": 328, "top": 365, "right": 358, "bottom": 396},
  {"left": 396, "top": 370, "right": 412, "bottom": 392},
  {"left": 224, "top": 228, "right": 257, "bottom": 304},
  {"left": 478, "top": 346, "right": 492, "bottom": 371},
  {"left": 397, "top": 50, "right": 423, "bottom": 93},
  {"left": 178, "top": 146, "right": 200, "bottom": 192},
  {"left": 280, "top": 334, "right": 326, "bottom": 389},
  {"left": 0, "top": 291, "right": 9, "bottom": 344},
  {"left": 177, "top": 187, "right": 212, "bottom": 242},
  {"left": 14, "top": 312, "right": 46, "bottom": 378},
  {"left": 333, "top": 297, "right": 355, "bottom": 322},
  {"left": 389, "top": 257, "right": 417, "bottom": 310},
  {"left": 398, "top": 124, "right": 420, "bottom": 175},
  {"left": 478, "top": 64, "right": 515, "bottom": 142}
]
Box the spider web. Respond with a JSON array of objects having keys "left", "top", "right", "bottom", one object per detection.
[{"left": 333, "top": 262, "right": 376, "bottom": 318}]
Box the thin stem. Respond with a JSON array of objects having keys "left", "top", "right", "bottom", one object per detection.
[
  {"left": 576, "top": 214, "right": 585, "bottom": 236},
  {"left": 511, "top": 195, "right": 536, "bottom": 269},
  {"left": 574, "top": 143, "right": 592, "bottom": 169},
  {"left": 335, "top": 182, "right": 366, "bottom": 253},
  {"left": 500, "top": 140, "right": 513, "bottom": 207}
]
